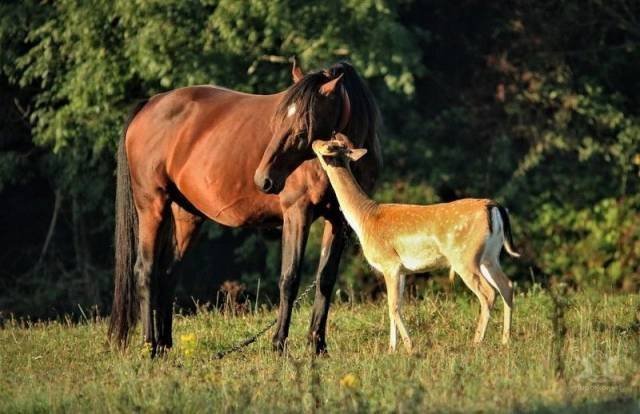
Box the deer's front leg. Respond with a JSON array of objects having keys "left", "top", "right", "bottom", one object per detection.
[
  {"left": 272, "top": 204, "right": 312, "bottom": 353},
  {"left": 384, "top": 271, "right": 412, "bottom": 353},
  {"left": 389, "top": 309, "right": 398, "bottom": 351}
]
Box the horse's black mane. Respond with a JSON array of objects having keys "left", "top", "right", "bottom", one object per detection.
[{"left": 273, "top": 62, "right": 382, "bottom": 169}]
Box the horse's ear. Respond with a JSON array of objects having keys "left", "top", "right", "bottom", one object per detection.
[
  {"left": 319, "top": 73, "right": 344, "bottom": 96},
  {"left": 348, "top": 148, "right": 368, "bottom": 162},
  {"left": 292, "top": 58, "right": 304, "bottom": 83}
]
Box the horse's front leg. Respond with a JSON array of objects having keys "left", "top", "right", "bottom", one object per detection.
[
  {"left": 272, "top": 203, "right": 312, "bottom": 353},
  {"left": 308, "top": 215, "right": 346, "bottom": 354}
]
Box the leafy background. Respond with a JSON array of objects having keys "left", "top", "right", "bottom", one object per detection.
[{"left": 0, "top": 0, "right": 638, "bottom": 318}]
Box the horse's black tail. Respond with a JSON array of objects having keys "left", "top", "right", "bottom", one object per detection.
[
  {"left": 108, "top": 100, "right": 147, "bottom": 347},
  {"left": 496, "top": 205, "right": 520, "bottom": 258}
]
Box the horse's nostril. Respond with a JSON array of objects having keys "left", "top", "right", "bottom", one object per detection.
[{"left": 262, "top": 178, "right": 273, "bottom": 192}]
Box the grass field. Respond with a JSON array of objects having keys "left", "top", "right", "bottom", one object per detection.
[{"left": 1, "top": 288, "right": 639, "bottom": 413}]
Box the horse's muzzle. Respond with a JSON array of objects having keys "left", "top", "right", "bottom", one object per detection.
[
  {"left": 259, "top": 177, "right": 273, "bottom": 193},
  {"left": 254, "top": 172, "right": 283, "bottom": 194}
]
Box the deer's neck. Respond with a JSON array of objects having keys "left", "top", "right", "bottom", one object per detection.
[{"left": 324, "top": 164, "right": 377, "bottom": 239}]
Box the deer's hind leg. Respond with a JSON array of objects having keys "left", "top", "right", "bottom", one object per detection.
[
  {"left": 453, "top": 264, "right": 496, "bottom": 343},
  {"left": 479, "top": 260, "right": 513, "bottom": 344}
]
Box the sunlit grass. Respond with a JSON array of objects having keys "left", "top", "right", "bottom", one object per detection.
[{"left": 1, "top": 290, "right": 639, "bottom": 412}]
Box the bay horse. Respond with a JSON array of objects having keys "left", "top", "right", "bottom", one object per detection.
[{"left": 108, "top": 61, "right": 381, "bottom": 356}]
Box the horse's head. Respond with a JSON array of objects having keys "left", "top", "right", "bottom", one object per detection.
[{"left": 254, "top": 63, "right": 353, "bottom": 194}]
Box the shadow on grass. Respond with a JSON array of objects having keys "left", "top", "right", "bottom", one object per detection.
[
  {"left": 523, "top": 396, "right": 638, "bottom": 413},
  {"left": 588, "top": 319, "right": 640, "bottom": 336}
]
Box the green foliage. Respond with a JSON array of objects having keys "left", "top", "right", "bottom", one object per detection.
[
  {"left": 0, "top": 0, "right": 638, "bottom": 316},
  {"left": 530, "top": 196, "right": 640, "bottom": 289},
  {"left": 8, "top": 0, "right": 420, "bottom": 153},
  {"left": 0, "top": 0, "right": 421, "bottom": 315},
  {"left": 370, "top": 0, "right": 640, "bottom": 294},
  {"left": 1, "top": 292, "right": 639, "bottom": 411},
  {"left": 0, "top": 152, "right": 29, "bottom": 192}
]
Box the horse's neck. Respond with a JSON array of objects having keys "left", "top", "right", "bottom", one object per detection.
[
  {"left": 324, "top": 164, "right": 377, "bottom": 238},
  {"left": 349, "top": 136, "right": 381, "bottom": 194}
]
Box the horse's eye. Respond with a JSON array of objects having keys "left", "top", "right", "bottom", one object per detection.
[{"left": 293, "top": 133, "right": 307, "bottom": 150}]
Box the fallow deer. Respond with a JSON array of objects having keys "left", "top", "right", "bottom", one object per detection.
[{"left": 312, "top": 138, "right": 520, "bottom": 352}]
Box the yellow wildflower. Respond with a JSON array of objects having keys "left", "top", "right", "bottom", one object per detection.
[
  {"left": 180, "top": 333, "right": 197, "bottom": 357},
  {"left": 140, "top": 343, "right": 152, "bottom": 358},
  {"left": 339, "top": 373, "right": 359, "bottom": 389}
]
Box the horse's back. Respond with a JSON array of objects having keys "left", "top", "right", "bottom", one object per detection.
[
  {"left": 125, "top": 85, "right": 285, "bottom": 226},
  {"left": 133, "top": 85, "right": 271, "bottom": 129}
]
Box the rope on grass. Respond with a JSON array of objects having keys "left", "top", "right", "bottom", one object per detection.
[{"left": 214, "top": 280, "right": 317, "bottom": 359}]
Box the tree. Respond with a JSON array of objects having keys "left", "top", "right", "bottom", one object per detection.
[{"left": 0, "top": 0, "right": 422, "bottom": 316}]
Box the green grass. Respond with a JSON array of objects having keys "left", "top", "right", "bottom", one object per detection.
[{"left": 1, "top": 289, "right": 639, "bottom": 413}]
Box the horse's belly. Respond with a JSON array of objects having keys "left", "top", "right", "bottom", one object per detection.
[
  {"left": 199, "top": 194, "right": 282, "bottom": 227},
  {"left": 170, "top": 149, "right": 282, "bottom": 227},
  {"left": 173, "top": 174, "right": 281, "bottom": 227}
]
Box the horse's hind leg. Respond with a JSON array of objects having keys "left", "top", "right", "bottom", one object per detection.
[
  {"left": 134, "top": 190, "right": 168, "bottom": 357},
  {"left": 155, "top": 203, "right": 202, "bottom": 352}
]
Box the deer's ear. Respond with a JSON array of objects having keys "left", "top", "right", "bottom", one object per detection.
[
  {"left": 348, "top": 148, "right": 368, "bottom": 162},
  {"left": 292, "top": 58, "right": 304, "bottom": 83}
]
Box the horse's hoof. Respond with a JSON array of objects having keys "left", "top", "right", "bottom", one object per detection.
[
  {"left": 272, "top": 338, "right": 288, "bottom": 355},
  {"left": 156, "top": 344, "right": 172, "bottom": 357},
  {"left": 314, "top": 348, "right": 330, "bottom": 358},
  {"left": 308, "top": 334, "right": 328, "bottom": 356}
]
